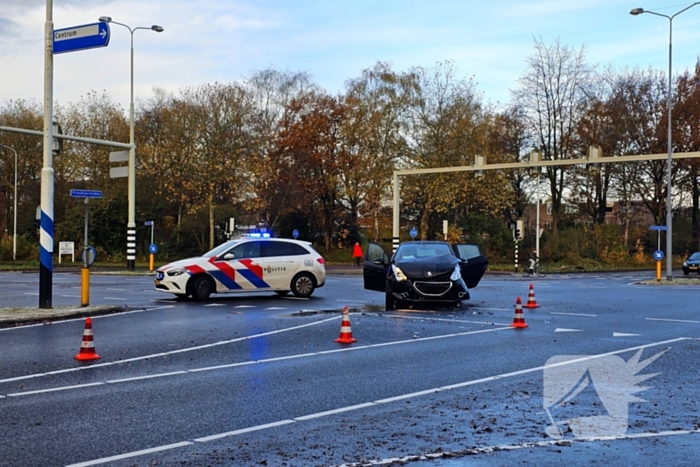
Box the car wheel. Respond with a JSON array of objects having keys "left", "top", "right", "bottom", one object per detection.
[
  {"left": 385, "top": 282, "right": 395, "bottom": 310},
  {"left": 291, "top": 273, "right": 315, "bottom": 298},
  {"left": 683, "top": 269, "right": 689, "bottom": 276},
  {"left": 190, "top": 276, "right": 214, "bottom": 301}
]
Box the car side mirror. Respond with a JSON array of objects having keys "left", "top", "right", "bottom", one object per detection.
[{"left": 222, "top": 253, "right": 235, "bottom": 260}]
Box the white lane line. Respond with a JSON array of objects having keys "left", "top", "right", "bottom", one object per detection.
[
  {"left": 65, "top": 441, "right": 194, "bottom": 467},
  {"left": 614, "top": 332, "right": 641, "bottom": 337},
  {"left": 105, "top": 288, "right": 126, "bottom": 291},
  {"left": 61, "top": 295, "right": 81, "bottom": 298},
  {"left": 0, "top": 306, "right": 176, "bottom": 332},
  {"left": 295, "top": 403, "right": 377, "bottom": 421},
  {"left": 0, "top": 315, "right": 341, "bottom": 384},
  {"left": 24, "top": 292, "right": 39, "bottom": 296},
  {"left": 102, "top": 297, "right": 127, "bottom": 301},
  {"left": 555, "top": 328, "right": 582, "bottom": 332},
  {"left": 234, "top": 305, "right": 255, "bottom": 308},
  {"left": 646, "top": 318, "right": 699, "bottom": 324},
  {"left": 194, "top": 420, "right": 296, "bottom": 442},
  {"left": 3, "top": 327, "right": 512, "bottom": 396},
  {"left": 550, "top": 312, "right": 597, "bottom": 317},
  {"left": 106, "top": 371, "right": 187, "bottom": 384},
  {"left": 66, "top": 337, "right": 690, "bottom": 467},
  {"left": 203, "top": 303, "right": 225, "bottom": 307},
  {"left": 382, "top": 314, "right": 511, "bottom": 327},
  {"left": 7, "top": 382, "right": 104, "bottom": 397}
]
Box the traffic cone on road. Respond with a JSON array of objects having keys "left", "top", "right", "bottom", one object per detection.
[
  {"left": 511, "top": 297, "right": 528, "bottom": 329},
  {"left": 524, "top": 283, "right": 540, "bottom": 309},
  {"left": 334, "top": 306, "right": 357, "bottom": 344},
  {"left": 74, "top": 317, "right": 101, "bottom": 361}
]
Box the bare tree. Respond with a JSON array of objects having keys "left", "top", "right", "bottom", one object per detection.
[{"left": 513, "top": 37, "right": 591, "bottom": 235}]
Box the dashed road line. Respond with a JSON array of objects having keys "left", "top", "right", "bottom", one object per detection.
[
  {"left": 550, "top": 312, "right": 597, "bottom": 317},
  {"left": 646, "top": 317, "right": 699, "bottom": 324}
]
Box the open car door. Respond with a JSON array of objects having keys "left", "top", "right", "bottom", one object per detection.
[
  {"left": 363, "top": 242, "right": 390, "bottom": 292},
  {"left": 453, "top": 244, "right": 488, "bottom": 289}
]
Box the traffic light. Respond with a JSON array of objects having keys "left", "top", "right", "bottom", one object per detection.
[
  {"left": 514, "top": 228, "right": 521, "bottom": 239},
  {"left": 515, "top": 220, "right": 524, "bottom": 240}
]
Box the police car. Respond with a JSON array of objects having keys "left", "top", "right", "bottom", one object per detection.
[{"left": 154, "top": 237, "right": 326, "bottom": 301}]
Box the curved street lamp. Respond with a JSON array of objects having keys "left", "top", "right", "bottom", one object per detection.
[
  {"left": 630, "top": 3, "right": 700, "bottom": 280},
  {"left": 0, "top": 143, "right": 18, "bottom": 260},
  {"left": 98, "top": 16, "right": 163, "bottom": 271}
]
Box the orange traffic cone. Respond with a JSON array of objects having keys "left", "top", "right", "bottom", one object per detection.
[
  {"left": 335, "top": 306, "right": 357, "bottom": 344},
  {"left": 511, "top": 297, "right": 528, "bottom": 329},
  {"left": 75, "top": 317, "right": 101, "bottom": 361},
  {"left": 524, "top": 283, "right": 540, "bottom": 309}
]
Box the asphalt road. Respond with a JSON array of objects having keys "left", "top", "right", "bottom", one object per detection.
[{"left": 0, "top": 270, "right": 698, "bottom": 467}]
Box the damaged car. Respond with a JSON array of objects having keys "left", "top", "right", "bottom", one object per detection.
[{"left": 363, "top": 241, "right": 488, "bottom": 310}]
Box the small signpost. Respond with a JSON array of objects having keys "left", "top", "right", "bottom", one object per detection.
[
  {"left": 292, "top": 229, "right": 299, "bottom": 239},
  {"left": 145, "top": 221, "right": 156, "bottom": 272},
  {"left": 650, "top": 225, "right": 668, "bottom": 281},
  {"left": 58, "top": 241, "right": 75, "bottom": 263},
  {"left": 53, "top": 22, "right": 110, "bottom": 54},
  {"left": 71, "top": 190, "right": 102, "bottom": 306},
  {"left": 409, "top": 227, "right": 418, "bottom": 240}
]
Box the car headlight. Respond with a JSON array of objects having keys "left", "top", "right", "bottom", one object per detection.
[
  {"left": 683, "top": 262, "right": 688, "bottom": 267},
  {"left": 450, "top": 265, "right": 462, "bottom": 281},
  {"left": 391, "top": 264, "right": 408, "bottom": 281},
  {"left": 167, "top": 267, "right": 187, "bottom": 277}
]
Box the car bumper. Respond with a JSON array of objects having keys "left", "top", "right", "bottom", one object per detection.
[
  {"left": 388, "top": 278, "right": 469, "bottom": 303},
  {"left": 154, "top": 273, "right": 189, "bottom": 295}
]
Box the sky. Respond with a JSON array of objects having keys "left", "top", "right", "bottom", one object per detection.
[{"left": 2, "top": 0, "right": 700, "bottom": 112}]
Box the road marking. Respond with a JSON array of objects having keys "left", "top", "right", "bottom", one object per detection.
[
  {"left": 1, "top": 326, "right": 512, "bottom": 394},
  {"left": 7, "top": 382, "right": 104, "bottom": 396},
  {"left": 102, "top": 297, "right": 127, "bottom": 301},
  {"left": 23, "top": 292, "right": 39, "bottom": 296},
  {"left": 383, "top": 314, "right": 511, "bottom": 327},
  {"left": 0, "top": 316, "right": 341, "bottom": 384},
  {"left": 64, "top": 337, "right": 690, "bottom": 467},
  {"left": 555, "top": 328, "right": 582, "bottom": 332},
  {"left": 234, "top": 305, "right": 255, "bottom": 308},
  {"left": 646, "top": 318, "right": 699, "bottom": 324},
  {"left": 105, "top": 288, "right": 126, "bottom": 291},
  {"left": 550, "top": 312, "right": 597, "bottom": 317},
  {"left": 265, "top": 307, "right": 287, "bottom": 310},
  {"left": 65, "top": 441, "right": 194, "bottom": 467},
  {"left": 203, "top": 303, "right": 225, "bottom": 307},
  {"left": 61, "top": 295, "right": 81, "bottom": 298},
  {"left": 613, "top": 332, "right": 641, "bottom": 337}
]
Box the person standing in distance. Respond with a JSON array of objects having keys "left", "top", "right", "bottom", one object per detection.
[{"left": 352, "top": 242, "right": 363, "bottom": 267}]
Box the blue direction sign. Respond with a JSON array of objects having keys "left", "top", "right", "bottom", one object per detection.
[
  {"left": 650, "top": 225, "right": 668, "bottom": 231},
  {"left": 292, "top": 229, "right": 299, "bottom": 239},
  {"left": 53, "top": 22, "right": 110, "bottom": 54},
  {"left": 149, "top": 244, "right": 158, "bottom": 254},
  {"left": 70, "top": 189, "right": 102, "bottom": 198},
  {"left": 409, "top": 227, "right": 418, "bottom": 238},
  {"left": 654, "top": 250, "right": 665, "bottom": 261}
]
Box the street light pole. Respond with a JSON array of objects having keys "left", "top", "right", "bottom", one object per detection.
[
  {"left": 98, "top": 16, "right": 163, "bottom": 271},
  {"left": 0, "top": 144, "right": 18, "bottom": 260},
  {"left": 631, "top": 3, "right": 700, "bottom": 281}
]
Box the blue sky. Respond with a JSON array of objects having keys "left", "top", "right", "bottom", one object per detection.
[{"left": 2, "top": 1, "right": 700, "bottom": 112}]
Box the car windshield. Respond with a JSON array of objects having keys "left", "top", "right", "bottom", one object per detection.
[
  {"left": 397, "top": 243, "right": 452, "bottom": 260},
  {"left": 203, "top": 239, "right": 242, "bottom": 258},
  {"left": 690, "top": 252, "right": 700, "bottom": 260}
]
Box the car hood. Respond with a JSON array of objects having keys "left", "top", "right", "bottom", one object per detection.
[
  {"left": 394, "top": 254, "right": 459, "bottom": 279},
  {"left": 158, "top": 257, "right": 208, "bottom": 272}
]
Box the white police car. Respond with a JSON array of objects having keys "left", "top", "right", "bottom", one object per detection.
[{"left": 155, "top": 238, "right": 326, "bottom": 301}]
